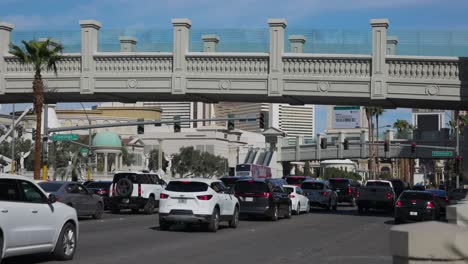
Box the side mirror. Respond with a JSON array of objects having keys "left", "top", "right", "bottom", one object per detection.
[{"left": 48, "top": 194, "right": 57, "bottom": 204}]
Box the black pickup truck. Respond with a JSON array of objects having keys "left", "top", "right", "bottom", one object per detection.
[{"left": 356, "top": 180, "right": 396, "bottom": 214}]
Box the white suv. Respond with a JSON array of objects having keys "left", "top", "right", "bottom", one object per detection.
[
  {"left": 109, "top": 171, "right": 166, "bottom": 214},
  {"left": 159, "top": 178, "right": 240, "bottom": 232},
  {"left": 0, "top": 174, "right": 78, "bottom": 262}
]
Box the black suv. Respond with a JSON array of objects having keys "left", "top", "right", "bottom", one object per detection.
[
  {"left": 234, "top": 179, "right": 292, "bottom": 221},
  {"left": 389, "top": 179, "right": 411, "bottom": 198},
  {"left": 220, "top": 176, "right": 252, "bottom": 189},
  {"left": 328, "top": 178, "right": 359, "bottom": 206}
]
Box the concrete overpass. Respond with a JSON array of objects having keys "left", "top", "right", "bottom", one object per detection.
[{"left": 0, "top": 18, "right": 467, "bottom": 109}]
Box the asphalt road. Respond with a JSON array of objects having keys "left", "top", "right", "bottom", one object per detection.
[{"left": 4, "top": 206, "right": 394, "bottom": 264}]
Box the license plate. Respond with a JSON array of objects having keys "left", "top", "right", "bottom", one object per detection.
[
  {"left": 178, "top": 199, "right": 187, "bottom": 204},
  {"left": 245, "top": 197, "right": 254, "bottom": 202},
  {"left": 410, "top": 211, "right": 418, "bottom": 216},
  {"left": 122, "top": 199, "right": 129, "bottom": 204}
]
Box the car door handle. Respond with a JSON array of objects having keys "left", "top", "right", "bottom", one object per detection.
[
  {"left": 1, "top": 209, "right": 8, "bottom": 213},
  {"left": 31, "top": 209, "right": 39, "bottom": 214}
]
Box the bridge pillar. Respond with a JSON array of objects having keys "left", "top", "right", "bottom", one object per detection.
[
  {"left": 317, "top": 133, "right": 323, "bottom": 161},
  {"left": 80, "top": 20, "right": 101, "bottom": 94},
  {"left": 119, "top": 36, "right": 137, "bottom": 52},
  {"left": 295, "top": 135, "right": 303, "bottom": 161},
  {"left": 360, "top": 130, "right": 367, "bottom": 159},
  {"left": 171, "top": 18, "right": 191, "bottom": 95},
  {"left": 202, "top": 34, "right": 219, "bottom": 52},
  {"left": 0, "top": 22, "right": 14, "bottom": 95},
  {"left": 338, "top": 132, "right": 344, "bottom": 159},
  {"left": 288, "top": 35, "right": 306, "bottom": 53},
  {"left": 268, "top": 18, "right": 287, "bottom": 97},
  {"left": 386, "top": 36, "right": 398, "bottom": 55},
  {"left": 370, "top": 18, "right": 389, "bottom": 100}
]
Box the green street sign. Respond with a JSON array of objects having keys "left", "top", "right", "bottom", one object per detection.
[
  {"left": 432, "top": 151, "right": 453, "bottom": 157},
  {"left": 80, "top": 148, "right": 89, "bottom": 154},
  {"left": 51, "top": 134, "right": 79, "bottom": 141}
]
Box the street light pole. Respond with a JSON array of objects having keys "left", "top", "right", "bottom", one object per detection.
[
  {"left": 11, "top": 103, "right": 15, "bottom": 174},
  {"left": 456, "top": 124, "right": 460, "bottom": 188},
  {"left": 80, "top": 103, "right": 93, "bottom": 181}
]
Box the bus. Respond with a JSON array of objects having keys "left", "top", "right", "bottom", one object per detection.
[{"left": 235, "top": 164, "right": 272, "bottom": 179}]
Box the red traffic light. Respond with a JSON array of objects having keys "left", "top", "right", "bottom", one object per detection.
[
  {"left": 456, "top": 155, "right": 462, "bottom": 161},
  {"left": 411, "top": 142, "right": 416, "bottom": 147}
]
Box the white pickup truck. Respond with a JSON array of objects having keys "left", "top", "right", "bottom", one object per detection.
[{"left": 356, "top": 180, "right": 396, "bottom": 214}]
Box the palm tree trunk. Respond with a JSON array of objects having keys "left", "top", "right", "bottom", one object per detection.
[
  {"left": 376, "top": 115, "right": 380, "bottom": 177},
  {"left": 367, "top": 115, "right": 373, "bottom": 179},
  {"left": 33, "top": 72, "right": 44, "bottom": 180}
]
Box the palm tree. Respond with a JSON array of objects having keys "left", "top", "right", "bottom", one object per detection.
[
  {"left": 10, "top": 39, "right": 63, "bottom": 179},
  {"left": 365, "top": 107, "right": 376, "bottom": 178},
  {"left": 374, "top": 107, "right": 384, "bottom": 175},
  {"left": 393, "top": 119, "right": 409, "bottom": 132}
]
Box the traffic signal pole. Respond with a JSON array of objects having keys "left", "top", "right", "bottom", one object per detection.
[{"left": 456, "top": 124, "right": 460, "bottom": 188}]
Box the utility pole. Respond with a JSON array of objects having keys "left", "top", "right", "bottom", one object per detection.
[
  {"left": 11, "top": 104, "right": 15, "bottom": 174},
  {"left": 456, "top": 124, "right": 460, "bottom": 188}
]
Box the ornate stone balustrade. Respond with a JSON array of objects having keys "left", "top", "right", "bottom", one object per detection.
[
  {"left": 186, "top": 52, "right": 269, "bottom": 75},
  {"left": 94, "top": 53, "right": 173, "bottom": 72},
  {"left": 5, "top": 54, "right": 81, "bottom": 73},
  {"left": 387, "top": 55, "right": 462, "bottom": 80},
  {"left": 283, "top": 54, "right": 371, "bottom": 77}
]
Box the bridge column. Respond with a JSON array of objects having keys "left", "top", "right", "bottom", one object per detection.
[
  {"left": 386, "top": 36, "right": 398, "bottom": 55},
  {"left": 202, "top": 35, "right": 219, "bottom": 52},
  {"left": 360, "top": 130, "right": 366, "bottom": 159},
  {"left": 171, "top": 18, "right": 191, "bottom": 95},
  {"left": 295, "top": 135, "right": 303, "bottom": 161},
  {"left": 370, "top": 19, "right": 389, "bottom": 100},
  {"left": 338, "top": 132, "right": 344, "bottom": 159},
  {"left": 0, "top": 22, "right": 14, "bottom": 95},
  {"left": 80, "top": 20, "right": 101, "bottom": 94},
  {"left": 120, "top": 36, "right": 137, "bottom": 52},
  {"left": 268, "top": 18, "right": 287, "bottom": 97},
  {"left": 288, "top": 35, "right": 306, "bottom": 53}
]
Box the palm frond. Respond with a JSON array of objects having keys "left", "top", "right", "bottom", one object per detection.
[{"left": 8, "top": 44, "right": 30, "bottom": 63}]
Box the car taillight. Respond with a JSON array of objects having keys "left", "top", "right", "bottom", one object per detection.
[
  {"left": 387, "top": 192, "right": 392, "bottom": 200},
  {"left": 160, "top": 193, "right": 169, "bottom": 199},
  {"left": 112, "top": 184, "right": 116, "bottom": 195},
  {"left": 138, "top": 184, "right": 142, "bottom": 197},
  {"left": 322, "top": 192, "right": 328, "bottom": 196},
  {"left": 290, "top": 194, "right": 295, "bottom": 198},
  {"left": 396, "top": 200, "right": 402, "bottom": 207},
  {"left": 356, "top": 191, "right": 360, "bottom": 198},
  {"left": 97, "top": 189, "right": 108, "bottom": 195},
  {"left": 348, "top": 187, "right": 352, "bottom": 194},
  {"left": 257, "top": 192, "right": 270, "bottom": 198},
  {"left": 197, "top": 195, "right": 213, "bottom": 200},
  {"left": 426, "top": 201, "right": 435, "bottom": 209},
  {"left": 445, "top": 197, "right": 449, "bottom": 202}
]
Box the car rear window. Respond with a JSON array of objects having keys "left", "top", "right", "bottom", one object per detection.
[
  {"left": 329, "top": 179, "right": 350, "bottom": 188},
  {"left": 38, "top": 182, "right": 63, "bottom": 193},
  {"left": 165, "top": 181, "right": 208, "bottom": 192},
  {"left": 86, "top": 182, "right": 112, "bottom": 188},
  {"left": 426, "top": 190, "right": 446, "bottom": 197},
  {"left": 302, "top": 182, "right": 324, "bottom": 190},
  {"left": 400, "top": 192, "right": 432, "bottom": 200},
  {"left": 285, "top": 177, "right": 306, "bottom": 185},
  {"left": 235, "top": 181, "right": 269, "bottom": 193},
  {"left": 366, "top": 181, "right": 391, "bottom": 187},
  {"left": 284, "top": 187, "right": 294, "bottom": 194}
]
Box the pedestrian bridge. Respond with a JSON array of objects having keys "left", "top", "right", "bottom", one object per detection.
[{"left": 0, "top": 18, "right": 467, "bottom": 109}]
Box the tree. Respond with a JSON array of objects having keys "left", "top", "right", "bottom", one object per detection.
[
  {"left": 393, "top": 119, "right": 412, "bottom": 139},
  {"left": 303, "top": 161, "right": 314, "bottom": 177},
  {"left": 10, "top": 39, "right": 63, "bottom": 179},
  {"left": 121, "top": 147, "right": 135, "bottom": 167},
  {"left": 147, "top": 149, "right": 169, "bottom": 172},
  {"left": 171, "top": 147, "right": 227, "bottom": 178}
]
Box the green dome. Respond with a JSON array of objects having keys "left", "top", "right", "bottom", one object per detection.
[{"left": 92, "top": 131, "right": 122, "bottom": 148}]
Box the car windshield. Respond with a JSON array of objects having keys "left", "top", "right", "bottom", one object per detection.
[
  {"left": 165, "top": 181, "right": 208, "bottom": 192},
  {"left": 38, "top": 182, "right": 63, "bottom": 193},
  {"left": 329, "top": 179, "right": 350, "bottom": 189},
  {"left": 366, "top": 181, "right": 391, "bottom": 187},
  {"left": 400, "top": 192, "right": 433, "bottom": 200},
  {"left": 285, "top": 177, "right": 305, "bottom": 185},
  {"left": 302, "top": 182, "right": 324, "bottom": 190},
  {"left": 235, "top": 181, "right": 268, "bottom": 193},
  {"left": 86, "top": 182, "right": 112, "bottom": 188},
  {"left": 284, "top": 187, "right": 294, "bottom": 194}
]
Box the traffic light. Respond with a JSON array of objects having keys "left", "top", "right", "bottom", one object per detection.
[
  {"left": 174, "top": 115, "right": 181, "bottom": 133},
  {"left": 411, "top": 142, "right": 416, "bottom": 153},
  {"left": 16, "top": 126, "right": 23, "bottom": 138},
  {"left": 227, "top": 114, "right": 235, "bottom": 131},
  {"left": 320, "top": 138, "right": 327, "bottom": 149},
  {"left": 343, "top": 138, "right": 349, "bottom": 150},
  {"left": 455, "top": 156, "right": 462, "bottom": 174},
  {"left": 137, "top": 118, "right": 144, "bottom": 134},
  {"left": 384, "top": 140, "right": 389, "bottom": 152},
  {"left": 259, "top": 111, "right": 269, "bottom": 129}
]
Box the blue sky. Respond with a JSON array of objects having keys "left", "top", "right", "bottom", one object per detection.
[{"left": 2, "top": 0, "right": 465, "bottom": 132}]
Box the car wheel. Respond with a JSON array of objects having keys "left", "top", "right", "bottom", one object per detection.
[
  {"left": 144, "top": 196, "right": 156, "bottom": 215},
  {"left": 0, "top": 233, "right": 3, "bottom": 262},
  {"left": 229, "top": 207, "right": 240, "bottom": 228},
  {"left": 394, "top": 218, "right": 402, "bottom": 225},
  {"left": 270, "top": 205, "right": 279, "bottom": 221},
  {"left": 332, "top": 200, "right": 338, "bottom": 211},
  {"left": 293, "top": 203, "right": 300, "bottom": 215},
  {"left": 53, "top": 223, "right": 77, "bottom": 261},
  {"left": 93, "top": 202, "right": 104, "bottom": 219},
  {"left": 285, "top": 204, "right": 292, "bottom": 219},
  {"left": 110, "top": 204, "right": 120, "bottom": 214},
  {"left": 131, "top": 208, "right": 139, "bottom": 214},
  {"left": 207, "top": 208, "right": 220, "bottom": 232},
  {"left": 326, "top": 200, "right": 333, "bottom": 211},
  {"left": 159, "top": 219, "right": 171, "bottom": 231},
  {"left": 358, "top": 206, "right": 364, "bottom": 214}
]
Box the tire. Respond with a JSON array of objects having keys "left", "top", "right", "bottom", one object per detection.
[
  {"left": 131, "top": 208, "right": 139, "bottom": 214},
  {"left": 53, "top": 223, "right": 77, "bottom": 261},
  {"left": 110, "top": 204, "right": 120, "bottom": 214},
  {"left": 207, "top": 208, "right": 220, "bottom": 232},
  {"left": 144, "top": 196, "right": 156, "bottom": 215},
  {"left": 93, "top": 202, "right": 104, "bottom": 219},
  {"left": 332, "top": 200, "right": 338, "bottom": 211},
  {"left": 0, "top": 233, "right": 3, "bottom": 262},
  {"left": 115, "top": 178, "right": 133, "bottom": 197},
  {"left": 394, "top": 218, "right": 402, "bottom": 225},
  {"left": 159, "top": 219, "right": 171, "bottom": 231},
  {"left": 270, "top": 205, "right": 279, "bottom": 221},
  {"left": 326, "top": 200, "right": 333, "bottom": 211},
  {"left": 293, "top": 203, "right": 300, "bottom": 215},
  {"left": 284, "top": 204, "right": 292, "bottom": 219},
  {"left": 358, "top": 206, "right": 364, "bottom": 214},
  {"left": 229, "top": 207, "right": 240, "bottom": 228}
]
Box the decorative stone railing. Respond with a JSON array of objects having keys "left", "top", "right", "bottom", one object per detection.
[
  {"left": 387, "top": 55, "right": 462, "bottom": 80},
  {"left": 283, "top": 54, "right": 371, "bottom": 77},
  {"left": 186, "top": 52, "right": 269, "bottom": 75},
  {"left": 94, "top": 53, "right": 173, "bottom": 73},
  {"left": 4, "top": 54, "right": 81, "bottom": 73}
]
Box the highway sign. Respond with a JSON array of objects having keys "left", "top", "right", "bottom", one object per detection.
[
  {"left": 51, "top": 134, "right": 79, "bottom": 141},
  {"left": 80, "top": 148, "right": 89, "bottom": 154},
  {"left": 432, "top": 151, "right": 453, "bottom": 157}
]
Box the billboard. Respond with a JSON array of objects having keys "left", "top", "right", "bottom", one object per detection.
[{"left": 332, "top": 106, "right": 361, "bottom": 129}]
